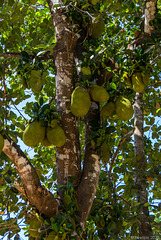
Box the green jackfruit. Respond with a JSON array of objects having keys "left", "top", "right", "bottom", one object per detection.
[
  {"left": 23, "top": 121, "right": 46, "bottom": 147},
  {"left": 29, "top": 70, "right": 44, "bottom": 93},
  {"left": 41, "top": 135, "right": 51, "bottom": 147},
  {"left": 46, "top": 231, "right": 57, "bottom": 240},
  {"left": 29, "top": 218, "right": 42, "bottom": 238},
  {"left": 90, "top": 85, "right": 109, "bottom": 103},
  {"left": 46, "top": 125, "right": 66, "bottom": 147},
  {"left": 132, "top": 72, "right": 145, "bottom": 93},
  {"left": 100, "top": 102, "right": 116, "bottom": 118},
  {"left": 102, "top": 142, "right": 110, "bottom": 163},
  {"left": 63, "top": 195, "right": 72, "bottom": 208},
  {"left": 90, "top": 15, "right": 105, "bottom": 39},
  {"left": 0, "top": 134, "right": 4, "bottom": 154},
  {"left": 71, "top": 87, "right": 91, "bottom": 117},
  {"left": 116, "top": 96, "right": 134, "bottom": 121},
  {"left": 22, "top": 78, "right": 28, "bottom": 89},
  {"left": 141, "top": 72, "right": 150, "bottom": 85},
  {"left": 51, "top": 119, "right": 58, "bottom": 128}
]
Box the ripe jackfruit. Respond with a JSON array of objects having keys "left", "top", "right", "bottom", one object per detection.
[
  {"left": 90, "top": 15, "right": 105, "bottom": 39},
  {"left": 90, "top": 85, "right": 109, "bottom": 103},
  {"left": 23, "top": 121, "right": 46, "bottom": 147},
  {"left": 116, "top": 96, "right": 134, "bottom": 121},
  {"left": 141, "top": 72, "right": 150, "bottom": 85},
  {"left": 132, "top": 72, "right": 145, "bottom": 93},
  {"left": 41, "top": 135, "right": 51, "bottom": 147},
  {"left": 0, "top": 134, "right": 4, "bottom": 154},
  {"left": 71, "top": 87, "right": 91, "bottom": 117},
  {"left": 29, "top": 218, "right": 41, "bottom": 238},
  {"left": 46, "top": 125, "right": 66, "bottom": 147},
  {"left": 100, "top": 102, "right": 116, "bottom": 118},
  {"left": 29, "top": 70, "right": 44, "bottom": 93}
]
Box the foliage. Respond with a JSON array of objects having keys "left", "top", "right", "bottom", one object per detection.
[{"left": 0, "top": 0, "right": 161, "bottom": 239}]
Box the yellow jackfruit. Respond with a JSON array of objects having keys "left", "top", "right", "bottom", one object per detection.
[
  {"left": 141, "top": 72, "right": 150, "bottom": 85},
  {"left": 46, "top": 125, "right": 66, "bottom": 147},
  {"left": 90, "top": 14, "right": 105, "bottom": 39},
  {"left": 23, "top": 121, "right": 46, "bottom": 147},
  {"left": 0, "top": 134, "right": 4, "bottom": 154},
  {"left": 41, "top": 135, "right": 51, "bottom": 147},
  {"left": 90, "top": 85, "right": 109, "bottom": 103},
  {"left": 29, "top": 70, "right": 44, "bottom": 93},
  {"left": 100, "top": 102, "right": 116, "bottom": 118},
  {"left": 71, "top": 87, "right": 91, "bottom": 117},
  {"left": 29, "top": 218, "right": 42, "bottom": 238},
  {"left": 132, "top": 72, "right": 145, "bottom": 93},
  {"left": 102, "top": 142, "right": 110, "bottom": 163},
  {"left": 63, "top": 195, "right": 72, "bottom": 208},
  {"left": 116, "top": 96, "right": 134, "bottom": 121}
]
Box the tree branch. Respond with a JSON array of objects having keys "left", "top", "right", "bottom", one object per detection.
[
  {"left": 0, "top": 53, "right": 21, "bottom": 58},
  {"left": 108, "top": 130, "right": 134, "bottom": 181},
  {"left": 1, "top": 132, "right": 58, "bottom": 218},
  {"left": 77, "top": 102, "right": 100, "bottom": 229}
]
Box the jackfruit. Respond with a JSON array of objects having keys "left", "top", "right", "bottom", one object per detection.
[
  {"left": 46, "top": 231, "right": 57, "bottom": 240},
  {"left": 63, "top": 195, "right": 72, "bottom": 208},
  {"left": 29, "top": 218, "right": 41, "bottom": 238},
  {"left": 46, "top": 125, "right": 66, "bottom": 147},
  {"left": 102, "top": 142, "right": 110, "bottom": 163},
  {"left": 0, "top": 134, "right": 4, "bottom": 154},
  {"left": 90, "top": 15, "right": 105, "bottom": 39},
  {"left": 51, "top": 119, "right": 58, "bottom": 128},
  {"left": 123, "top": 72, "right": 131, "bottom": 85},
  {"left": 132, "top": 72, "right": 145, "bottom": 93},
  {"left": 41, "top": 135, "right": 51, "bottom": 147},
  {"left": 115, "top": 96, "right": 134, "bottom": 121},
  {"left": 71, "top": 87, "right": 91, "bottom": 117},
  {"left": 22, "top": 78, "right": 28, "bottom": 89},
  {"left": 90, "top": 85, "right": 109, "bottom": 103},
  {"left": 141, "top": 72, "right": 150, "bottom": 85},
  {"left": 29, "top": 70, "right": 43, "bottom": 93},
  {"left": 100, "top": 102, "right": 116, "bottom": 118},
  {"left": 23, "top": 121, "right": 46, "bottom": 147}
]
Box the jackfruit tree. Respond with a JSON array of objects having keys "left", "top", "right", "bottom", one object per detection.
[{"left": 0, "top": 0, "right": 161, "bottom": 239}]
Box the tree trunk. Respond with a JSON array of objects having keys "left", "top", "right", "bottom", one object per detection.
[
  {"left": 133, "top": 0, "right": 157, "bottom": 237},
  {"left": 134, "top": 93, "right": 153, "bottom": 237},
  {"left": 46, "top": 1, "right": 81, "bottom": 197}
]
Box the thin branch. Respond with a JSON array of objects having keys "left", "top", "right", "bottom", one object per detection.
[
  {"left": 0, "top": 52, "right": 21, "bottom": 59},
  {"left": 108, "top": 129, "right": 134, "bottom": 181},
  {"left": 2, "top": 58, "right": 8, "bottom": 129}
]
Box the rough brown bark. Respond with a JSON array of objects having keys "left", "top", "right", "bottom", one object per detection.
[{"left": 1, "top": 133, "right": 58, "bottom": 218}]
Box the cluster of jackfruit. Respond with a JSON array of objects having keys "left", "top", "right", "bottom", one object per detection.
[
  {"left": 123, "top": 71, "right": 150, "bottom": 93},
  {"left": 71, "top": 86, "right": 134, "bottom": 121},
  {"left": 23, "top": 120, "right": 66, "bottom": 148},
  {"left": 100, "top": 96, "right": 134, "bottom": 121},
  {"left": 0, "top": 134, "right": 4, "bottom": 154},
  {"left": 22, "top": 70, "right": 47, "bottom": 93},
  {"left": 70, "top": 85, "right": 109, "bottom": 117}
]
